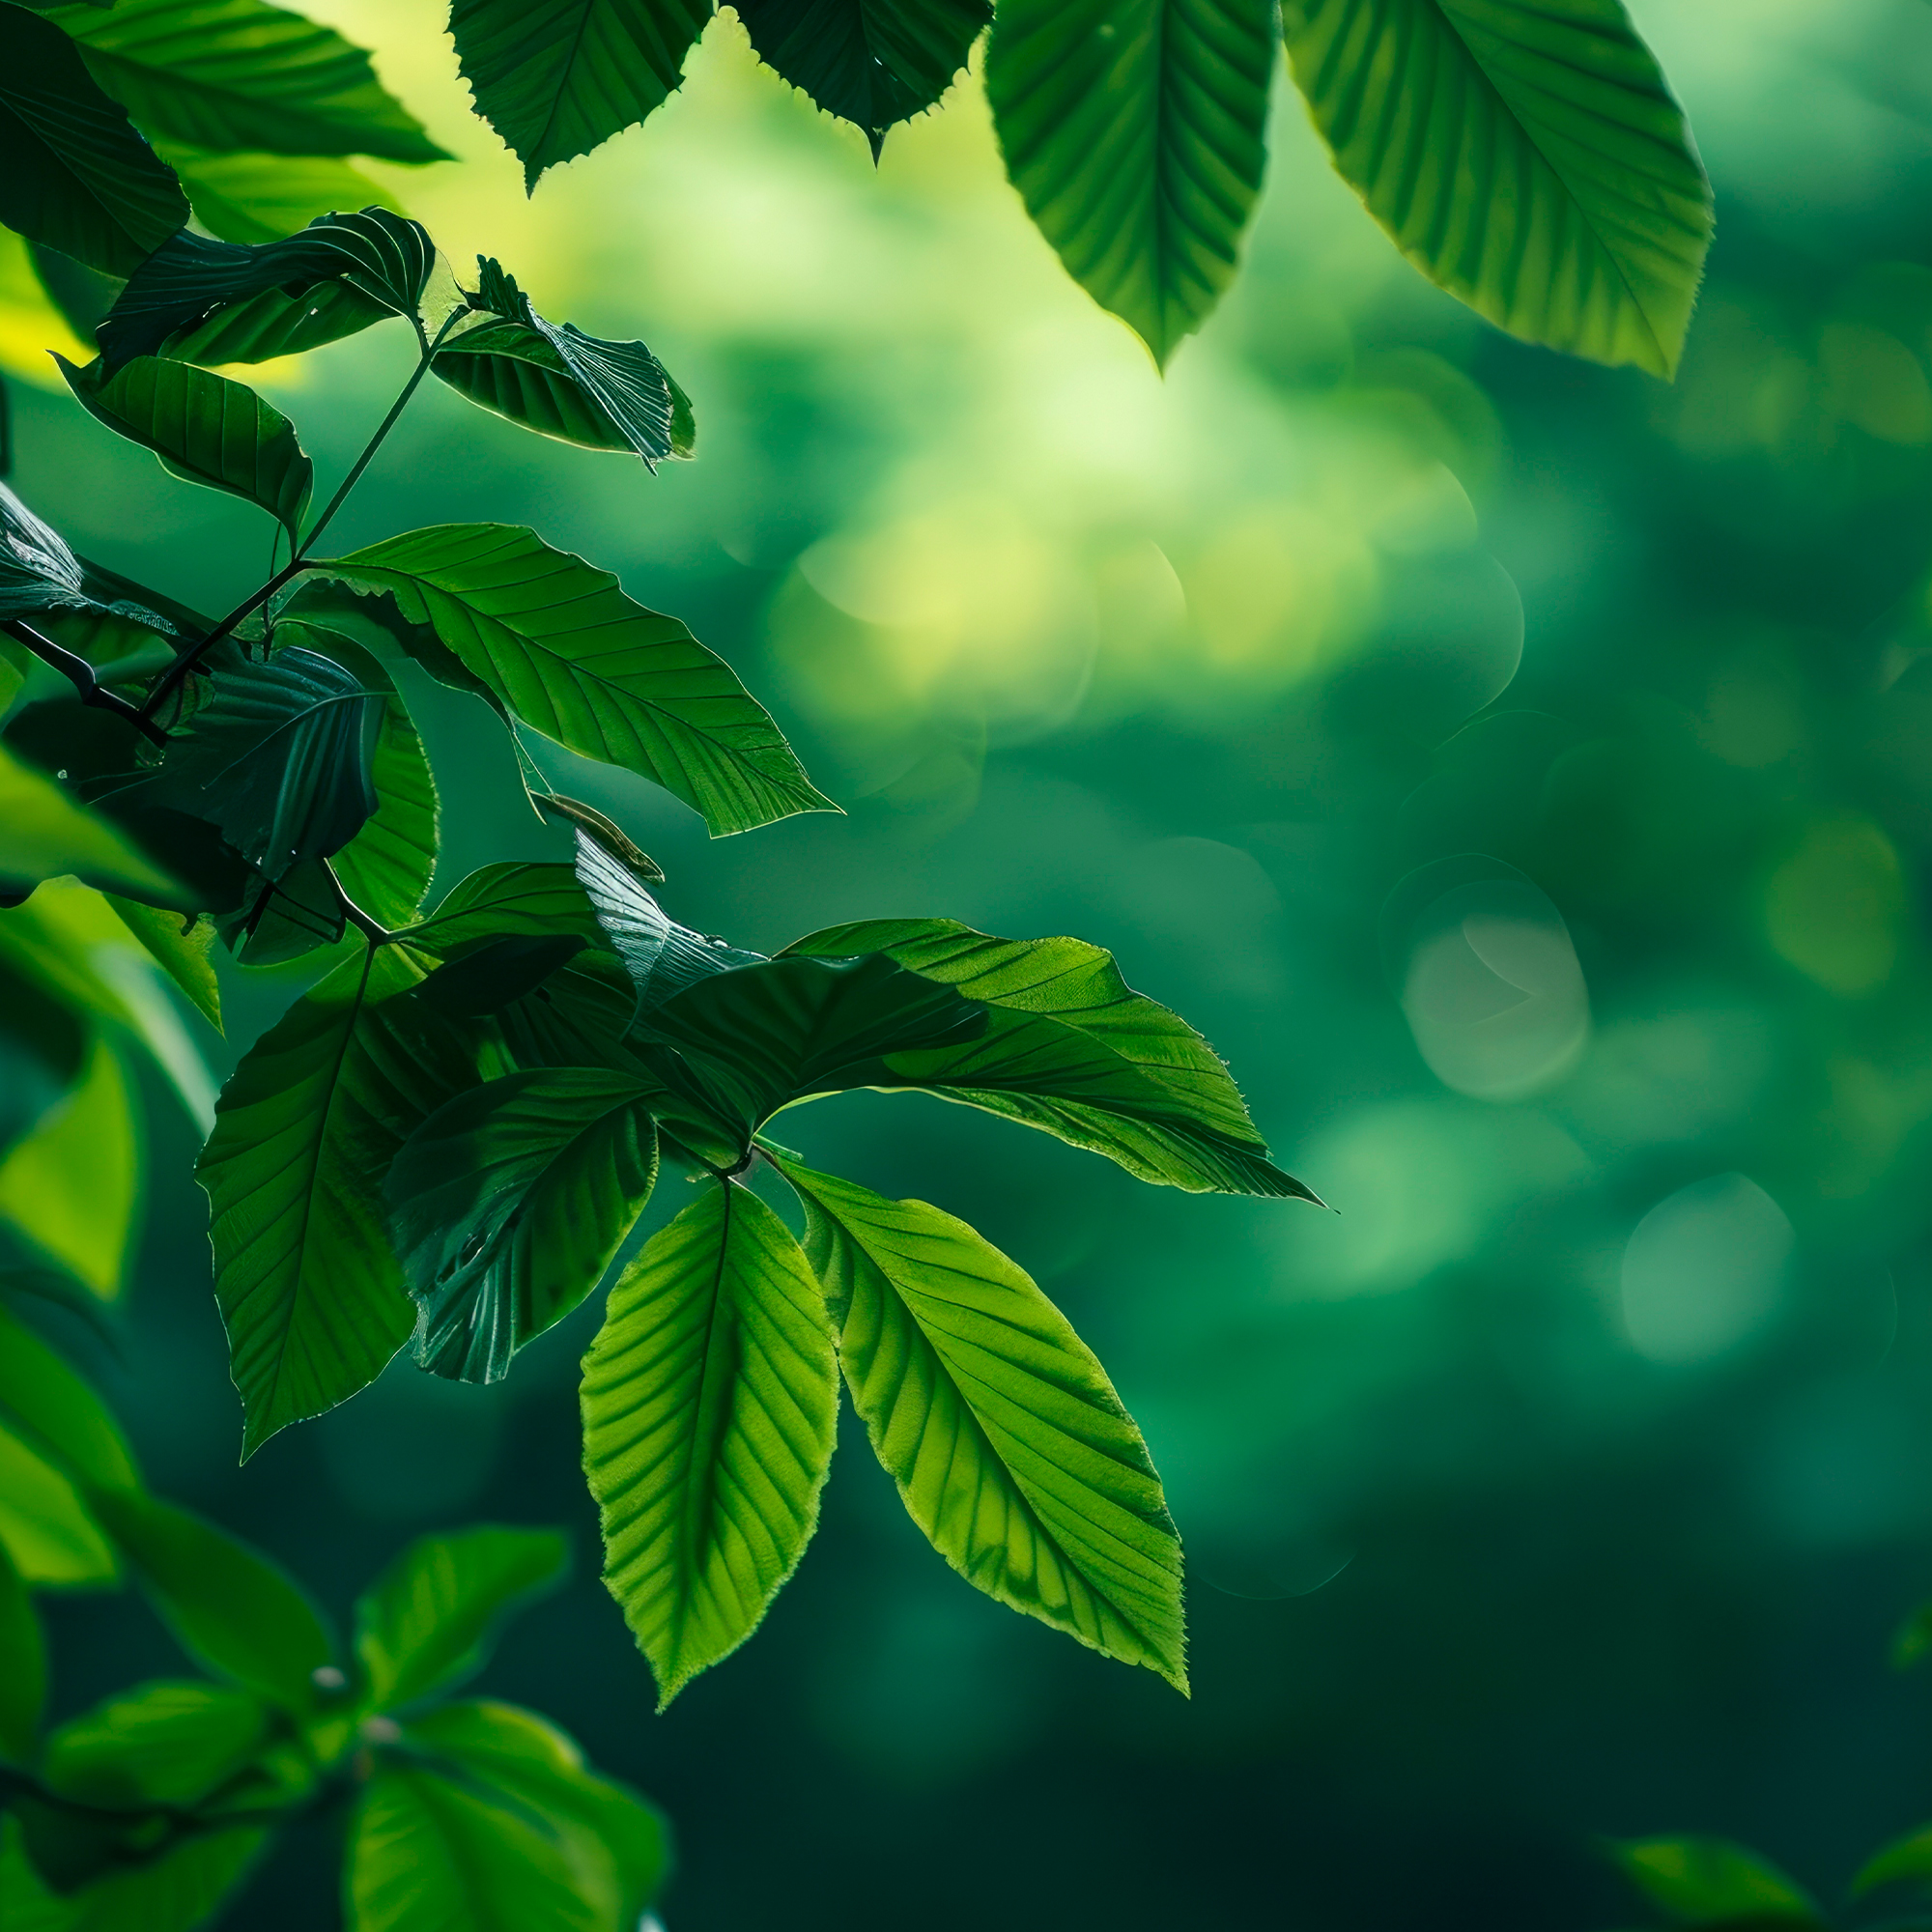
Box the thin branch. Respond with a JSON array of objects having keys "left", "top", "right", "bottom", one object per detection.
[{"left": 4, "top": 618, "right": 167, "bottom": 745}]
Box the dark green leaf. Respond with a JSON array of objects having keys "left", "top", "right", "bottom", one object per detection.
[
  {"left": 1856, "top": 1826, "right": 1932, "bottom": 1898},
  {"left": 984, "top": 0, "right": 1273, "bottom": 365},
  {"left": 736, "top": 0, "right": 988, "bottom": 156},
  {"left": 42, "top": 1682, "right": 268, "bottom": 1810},
  {"left": 153, "top": 142, "right": 399, "bottom": 246},
  {"left": 99, "top": 209, "right": 434, "bottom": 374},
  {"left": 1610, "top": 1838, "right": 1822, "bottom": 1928},
  {"left": 0, "top": 1811, "right": 267, "bottom": 1932},
  {"left": 1282, "top": 0, "right": 1713, "bottom": 376},
  {"left": 574, "top": 828, "right": 760, "bottom": 1011},
  {"left": 449, "top": 0, "right": 712, "bottom": 191},
  {"left": 30, "top": 241, "right": 121, "bottom": 346},
  {"left": 46, "top": 0, "right": 448, "bottom": 163},
  {"left": 0, "top": 1538, "right": 43, "bottom": 1762},
  {"left": 389, "top": 1069, "right": 658, "bottom": 1381},
  {"left": 413, "top": 935, "right": 585, "bottom": 1018},
  {"left": 1894, "top": 1599, "right": 1932, "bottom": 1669},
  {"left": 433, "top": 257, "right": 687, "bottom": 469},
  {"left": 404, "top": 859, "right": 608, "bottom": 956},
  {"left": 57, "top": 354, "right": 313, "bottom": 538},
  {"left": 582, "top": 1180, "right": 838, "bottom": 1707},
  {"left": 0, "top": 484, "right": 176, "bottom": 635},
  {"left": 101, "top": 900, "right": 220, "bottom": 1031},
  {"left": 780, "top": 1158, "right": 1187, "bottom": 1688},
  {"left": 310, "top": 524, "right": 837, "bottom": 835},
  {"left": 0, "top": 7, "right": 188, "bottom": 277},
  {"left": 214, "top": 854, "right": 345, "bottom": 965},
  {"left": 162, "top": 275, "right": 394, "bottom": 367},
  {"left": 0, "top": 742, "right": 186, "bottom": 904},
  {"left": 355, "top": 1527, "right": 569, "bottom": 1712}
]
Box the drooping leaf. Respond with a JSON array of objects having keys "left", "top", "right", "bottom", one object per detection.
[
  {"left": 102, "top": 898, "right": 220, "bottom": 1032},
  {"left": 1609, "top": 1838, "right": 1822, "bottom": 1928},
  {"left": 778, "top": 1159, "right": 1187, "bottom": 1688},
  {"left": 448, "top": 0, "right": 712, "bottom": 191},
  {"left": 42, "top": 1682, "right": 269, "bottom": 1810},
  {"left": 0, "top": 741, "right": 187, "bottom": 904},
  {"left": 84, "top": 1489, "right": 336, "bottom": 1712},
  {"left": 310, "top": 525, "right": 837, "bottom": 835},
  {"left": 574, "top": 828, "right": 761, "bottom": 1011},
  {"left": 57, "top": 354, "right": 313, "bottom": 538},
  {"left": 355, "top": 1527, "right": 569, "bottom": 1713},
  {"left": 433, "top": 257, "right": 687, "bottom": 469},
  {"left": 0, "top": 1036, "right": 137, "bottom": 1299},
  {"left": 46, "top": 0, "right": 448, "bottom": 163},
  {"left": 153, "top": 142, "right": 399, "bottom": 246},
  {"left": 0, "top": 1812, "right": 268, "bottom": 1932},
  {"left": 582, "top": 1181, "right": 838, "bottom": 1707},
  {"left": 735, "top": 0, "right": 989, "bottom": 156},
  {"left": 0, "top": 1539, "right": 44, "bottom": 1762},
  {"left": 984, "top": 0, "right": 1273, "bottom": 365},
  {"left": 388, "top": 1069, "right": 658, "bottom": 1382},
  {"left": 99, "top": 209, "right": 435, "bottom": 373},
  {"left": 1282, "top": 0, "right": 1713, "bottom": 376},
  {"left": 0, "top": 8, "right": 189, "bottom": 277}
]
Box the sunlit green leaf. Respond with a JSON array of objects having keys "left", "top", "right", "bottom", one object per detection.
[
  {"left": 1610, "top": 1837, "right": 1822, "bottom": 1927},
  {"left": 102, "top": 898, "right": 220, "bottom": 1033},
  {"left": 355, "top": 1527, "right": 569, "bottom": 1713},
  {"left": 0, "top": 742, "right": 186, "bottom": 905},
  {"left": 43, "top": 1682, "right": 268, "bottom": 1810},
  {"left": 46, "top": 0, "right": 447, "bottom": 163},
  {"left": 57, "top": 355, "right": 313, "bottom": 538},
  {"left": 154, "top": 142, "right": 399, "bottom": 246},
  {"left": 391, "top": 1070, "right": 658, "bottom": 1382},
  {"left": 0, "top": 8, "right": 189, "bottom": 277},
  {"left": 0, "top": 1539, "right": 44, "bottom": 1763},
  {"left": 984, "top": 0, "right": 1273, "bottom": 365},
  {"left": 582, "top": 1181, "right": 838, "bottom": 1707},
  {"left": 449, "top": 0, "right": 712, "bottom": 191},
  {"left": 779, "top": 1158, "right": 1188, "bottom": 1689},
  {"left": 1282, "top": 0, "right": 1712, "bottom": 376},
  {"left": 310, "top": 524, "right": 837, "bottom": 835}
]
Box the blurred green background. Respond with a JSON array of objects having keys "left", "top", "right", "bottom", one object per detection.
[{"left": 14, "top": 0, "right": 1932, "bottom": 1921}]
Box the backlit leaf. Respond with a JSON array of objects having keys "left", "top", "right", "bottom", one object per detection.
[
  {"left": 162, "top": 276, "right": 394, "bottom": 367},
  {"left": 582, "top": 1182, "right": 838, "bottom": 1706},
  {"left": 1282, "top": 0, "right": 1712, "bottom": 375},
  {"left": 102, "top": 899, "right": 220, "bottom": 1032},
  {"left": 155, "top": 142, "right": 399, "bottom": 245},
  {"left": 984, "top": 0, "right": 1273, "bottom": 365},
  {"left": 0, "top": 742, "right": 186, "bottom": 904},
  {"left": 1610, "top": 1837, "right": 1821, "bottom": 1927}
]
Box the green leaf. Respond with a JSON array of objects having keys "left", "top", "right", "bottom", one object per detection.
[
  {"left": 1282, "top": 0, "right": 1712, "bottom": 376},
  {"left": 99, "top": 209, "right": 434, "bottom": 374},
  {"left": 101, "top": 899, "right": 220, "bottom": 1032},
  {"left": 0, "top": 1036, "right": 138, "bottom": 1299},
  {"left": 414, "top": 935, "right": 586, "bottom": 1018},
  {"left": 573, "top": 828, "right": 760, "bottom": 1011},
  {"left": 0, "top": 1812, "right": 268, "bottom": 1932},
  {"left": 56, "top": 355, "right": 313, "bottom": 538},
  {"left": 1855, "top": 1825, "right": 1932, "bottom": 1899},
  {"left": 735, "top": 0, "right": 989, "bottom": 156},
  {"left": 433, "top": 257, "right": 687, "bottom": 469},
  {"left": 0, "top": 742, "right": 187, "bottom": 905},
  {"left": 311, "top": 525, "right": 837, "bottom": 836},
  {"left": 0, "top": 484, "right": 180, "bottom": 637},
  {"left": 83, "top": 1488, "right": 336, "bottom": 1711},
  {"left": 582, "top": 1181, "right": 838, "bottom": 1707},
  {"left": 43, "top": 1682, "right": 268, "bottom": 1810},
  {"left": 153, "top": 142, "right": 399, "bottom": 246},
  {"left": 355, "top": 1526, "right": 569, "bottom": 1712},
  {"left": 778, "top": 1159, "right": 1187, "bottom": 1688},
  {"left": 1894, "top": 1599, "right": 1932, "bottom": 1669},
  {"left": 405, "top": 860, "right": 608, "bottom": 956},
  {"left": 147, "top": 639, "right": 381, "bottom": 882},
  {"left": 782, "top": 918, "right": 1320, "bottom": 1198},
  {"left": 281, "top": 627, "right": 439, "bottom": 930},
  {"left": 388, "top": 1069, "right": 659, "bottom": 1382},
  {"left": 214, "top": 854, "right": 345, "bottom": 965},
  {"left": 449, "top": 0, "right": 712, "bottom": 191},
  {"left": 0, "top": 8, "right": 189, "bottom": 278},
  {"left": 984, "top": 0, "right": 1273, "bottom": 366},
  {"left": 47, "top": 0, "right": 448, "bottom": 163},
  {"left": 1609, "top": 1838, "right": 1822, "bottom": 1928},
  {"left": 0, "top": 1540, "right": 44, "bottom": 1763}
]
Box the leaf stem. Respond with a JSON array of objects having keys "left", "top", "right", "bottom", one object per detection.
[{"left": 3, "top": 617, "right": 168, "bottom": 744}]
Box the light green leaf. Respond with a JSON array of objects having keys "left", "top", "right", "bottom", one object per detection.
[
  {"left": 388, "top": 1069, "right": 659, "bottom": 1382},
  {"left": 311, "top": 525, "right": 836, "bottom": 835},
  {"left": 0, "top": 1540, "right": 44, "bottom": 1763},
  {"left": 0, "top": 1036, "right": 138, "bottom": 1300},
  {"left": 83, "top": 1488, "right": 336, "bottom": 1712},
  {"left": 1610, "top": 1837, "right": 1821, "bottom": 1927},
  {"left": 0, "top": 741, "right": 187, "bottom": 905},
  {"left": 735, "top": 0, "right": 989, "bottom": 156},
  {"left": 47, "top": 0, "right": 448, "bottom": 163},
  {"left": 782, "top": 917, "right": 1319, "bottom": 1198},
  {"left": 0, "top": 8, "right": 189, "bottom": 278},
  {"left": 1856, "top": 1824, "right": 1932, "bottom": 1898},
  {"left": 0, "top": 1812, "right": 267, "bottom": 1932},
  {"left": 57, "top": 354, "right": 313, "bottom": 538},
  {"left": 984, "top": 0, "right": 1273, "bottom": 365},
  {"left": 43, "top": 1682, "right": 268, "bottom": 1810},
  {"left": 778, "top": 1159, "right": 1188, "bottom": 1690},
  {"left": 355, "top": 1527, "right": 569, "bottom": 1713},
  {"left": 1282, "top": 0, "right": 1712, "bottom": 376},
  {"left": 582, "top": 1181, "right": 838, "bottom": 1707},
  {"left": 155, "top": 142, "right": 398, "bottom": 245},
  {"left": 102, "top": 899, "right": 220, "bottom": 1033},
  {"left": 448, "top": 0, "right": 712, "bottom": 191}
]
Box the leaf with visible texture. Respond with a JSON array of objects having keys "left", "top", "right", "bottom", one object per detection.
[
  {"left": 985, "top": 0, "right": 1273, "bottom": 365},
  {"left": 47, "top": 0, "right": 447, "bottom": 163},
  {"left": 311, "top": 525, "right": 836, "bottom": 835},
  {"left": 582, "top": 1182, "right": 838, "bottom": 1706},
  {"left": 104, "top": 899, "right": 220, "bottom": 1031},
  {"left": 389, "top": 1069, "right": 659, "bottom": 1382},
  {"left": 43, "top": 1682, "right": 269, "bottom": 1810},
  {"left": 1611, "top": 1838, "right": 1822, "bottom": 1927},
  {"left": 736, "top": 0, "right": 989, "bottom": 156},
  {"left": 0, "top": 1540, "right": 43, "bottom": 1762},
  {"left": 0, "top": 8, "right": 189, "bottom": 277},
  {"left": 57, "top": 354, "right": 313, "bottom": 537},
  {"left": 574, "top": 828, "right": 761, "bottom": 1011},
  {"left": 163, "top": 276, "right": 394, "bottom": 367},
  {"left": 1282, "top": 0, "right": 1712, "bottom": 375},
  {"left": 780, "top": 1159, "right": 1187, "bottom": 1688},
  {"left": 355, "top": 1527, "right": 569, "bottom": 1712},
  {"left": 0, "top": 484, "right": 179, "bottom": 640},
  {"left": 450, "top": 0, "right": 712, "bottom": 190},
  {"left": 156, "top": 142, "right": 399, "bottom": 245},
  {"left": 0, "top": 742, "right": 187, "bottom": 904}
]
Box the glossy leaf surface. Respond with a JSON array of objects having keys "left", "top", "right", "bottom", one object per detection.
[
  {"left": 574, "top": 830, "right": 761, "bottom": 1012},
  {"left": 582, "top": 1182, "right": 838, "bottom": 1706}
]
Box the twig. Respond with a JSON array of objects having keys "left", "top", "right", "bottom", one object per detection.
[{"left": 4, "top": 618, "right": 167, "bottom": 745}]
